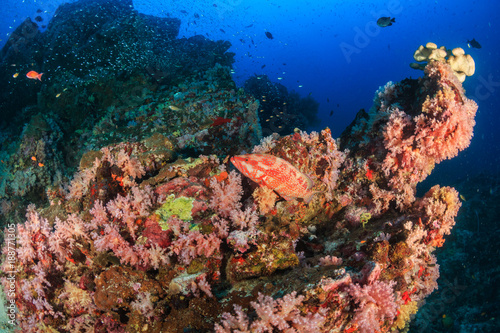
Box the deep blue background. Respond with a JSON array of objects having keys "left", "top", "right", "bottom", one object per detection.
[{"left": 1, "top": 0, "right": 499, "bottom": 186}]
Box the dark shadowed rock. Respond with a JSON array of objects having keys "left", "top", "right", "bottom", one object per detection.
[
  {"left": 0, "top": 18, "right": 44, "bottom": 123},
  {"left": 0, "top": 0, "right": 233, "bottom": 131}
]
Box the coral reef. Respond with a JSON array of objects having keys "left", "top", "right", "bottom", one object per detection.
[
  {"left": 410, "top": 172, "right": 500, "bottom": 332},
  {"left": 0, "top": 0, "right": 260, "bottom": 228},
  {"left": 1, "top": 52, "right": 477, "bottom": 332},
  {"left": 0, "top": 1, "right": 480, "bottom": 332}
]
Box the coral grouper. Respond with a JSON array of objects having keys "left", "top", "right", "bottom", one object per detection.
[{"left": 231, "top": 153, "right": 318, "bottom": 203}]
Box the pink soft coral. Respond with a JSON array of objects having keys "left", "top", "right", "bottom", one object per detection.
[
  {"left": 209, "top": 170, "right": 243, "bottom": 217},
  {"left": 49, "top": 214, "right": 89, "bottom": 261},
  {"left": 348, "top": 280, "right": 397, "bottom": 333},
  {"left": 416, "top": 61, "right": 477, "bottom": 162},
  {"left": 171, "top": 230, "right": 222, "bottom": 265},
  {"left": 378, "top": 61, "right": 477, "bottom": 209},
  {"left": 16, "top": 204, "right": 52, "bottom": 266},
  {"left": 214, "top": 291, "right": 326, "bottom": 333}
]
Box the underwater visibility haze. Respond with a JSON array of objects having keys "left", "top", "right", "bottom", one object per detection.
[{"left": 0, "top": 0, "right": 498, "bottom": 332}]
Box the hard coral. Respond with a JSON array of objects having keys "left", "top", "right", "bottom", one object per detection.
[{"left": 410, "top": 42, "right": 475, "bottom": 82}]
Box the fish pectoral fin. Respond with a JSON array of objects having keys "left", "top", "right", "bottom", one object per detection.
[{"left": 303, "top": 191, "right": 320, "bottom": 204}]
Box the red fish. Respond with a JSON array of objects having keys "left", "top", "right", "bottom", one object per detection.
[
  {"left": 231, "top": 153, "right": 317, "bottom": 203},
  {"left": 210, "top": 116, "right": 232, "bottom": 127},
  {"left": 26, "top": 70, "right": 43, "bottom": 81}
]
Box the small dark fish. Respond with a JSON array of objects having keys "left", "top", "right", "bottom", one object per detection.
[
  {"left": 467, "top": 38, "right": 482, "bottom": 49},
  {"left": 329, "top": 110, "right": 334, "bottom": 116},
  {"left": 180, "top": 10, "right": 188, "bottom": 14},
  {"left": 213, "top": 4, "right": 217, "bottom": 7},
  {"left": 327, "top": 98, "right": 330, "bottom": 103},
  {"left": 377, "top": 17, "right": 395, "bottom": 27},
  {"left": 36, "top": 9, "right": 42, "bottom": 13},
  {"left": 282, "top": 63, "right": 286, "bottom": 65},
  {"left": 261, "top": 64, "right": 266, "bottom": 69},
  {"left": 239, "top": 38, "right": 245, "bottom": 43},
  {"left": 35, "top": 16, "right": 43, "bottom": 22},
  {"left": 194, "top": 13, "right": 200, "bottom": 18},
  {"left": 220, "top": 29, "right": 225, "bottom": 33},
  {"left": 265, "top": 31, "right": 274, "bottom": 39},
  {"left": 245, "top": 24, "right": 253, "bottom": 28},
  {"left": 308, "top": 92, "right": 312, "bottom": 96}
]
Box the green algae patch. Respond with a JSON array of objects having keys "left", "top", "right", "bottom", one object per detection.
[{"left": 156, "top": 194, "right": 195, "bottom": 230}]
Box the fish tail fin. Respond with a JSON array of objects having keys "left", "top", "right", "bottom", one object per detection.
[
  {"left": 38, "top": 73, "right": 43, "bottom": 81},
  {"left": 391, "top": 17, "right": 395, "bottom": 22}
]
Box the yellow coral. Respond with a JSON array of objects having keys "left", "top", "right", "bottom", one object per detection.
[
  {"left": 448, "top": 48, "right": 475, "bottom": 82},
  {"left": 392, "top": 301, "right": 418, "bottom": 330},
  {"left": 410, "top": 42, "right": 475, "bottom": 82}
]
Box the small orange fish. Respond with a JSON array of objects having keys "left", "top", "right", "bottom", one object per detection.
[
  {"left": 26, "top": 70, "right": 43, "bottom": 81},
  {"left": 38, "top": 162, "right": 44, "bottom": 167},
  {"left": 366, "top": 168, "right": 374, "bottom": 180},
  {"left": 31, "top": 156, "right": 37, "bottom": 161},
  {"left": 231, "top": 153, "right": 318, "bottom": 203}
]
